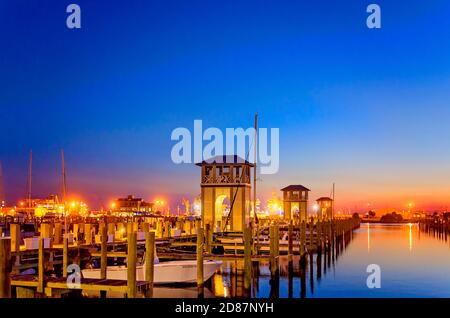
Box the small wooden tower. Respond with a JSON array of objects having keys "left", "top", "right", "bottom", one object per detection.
[
  {"left": 316, "top": 197, "right": 333, "bottom": 220},
  {"left": 281, "top": 185, "right": 310, "bottom": 222},
  {"left": 197, "top": 155, "right": 253, "bottom": 232}
]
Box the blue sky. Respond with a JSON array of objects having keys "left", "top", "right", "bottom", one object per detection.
[{"left": 1, "top": 0, "right": 450, "bottom": 211}]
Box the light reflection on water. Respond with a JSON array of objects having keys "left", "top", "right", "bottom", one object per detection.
[{"left": 134, "top": 224, "right": 450, "bottom": 298}]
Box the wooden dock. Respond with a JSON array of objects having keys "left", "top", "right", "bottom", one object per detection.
[{"left": 0, "top": 216, "right": 360, "bottom": 298}]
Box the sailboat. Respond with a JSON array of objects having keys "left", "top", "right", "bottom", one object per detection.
[{"left": 81, "top": 249, "right": 222, "bottom": 284}]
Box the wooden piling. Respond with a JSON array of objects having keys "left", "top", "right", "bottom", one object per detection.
[
  {"left": 196, "top": 221, "right": 204, "bottom": 296},
  {"left": 85, "top": 223, "right": 93, "bottom": 245},
  {"left": 0, "top": 238, "right": 11, "bottom": 298},
  {"left": 145, "top": 231, "right": 155, "bottom": 297},
  {"left": 37, "top": 238, "right": 44, "bottom": 294},
  {"left": 244, "top": 226, "right": 252, "bottom": 291},
  {"left": 309, "top": 220, "right": 314, "bottom": 251},
  {"left": 40, "top": 223, "right": 52, "bottom": 243},
  {"left": 288, "top": 221, "right": 293, "bottom": 262},
  {"left": 255, "top": 223, "right": 260, "bottom": 256},
  {"left": 16, "top": 287, "right": 34, "bottom": 298},
  {"left": 275, "top": 225, "right": 280, "bottom": 258},
  {"left": 63, "top": 236, "right": 68, "bottom": 278},
  {"left": 300, "top": 221, "right": 306, "bottom": 258},
  {"left": 73, "top": 223, "right": 79, "bottom": 241},
  {"left": 164, "top": 221, "right": 170, "bottom": 238},
  {"left": 54, "top": 222, "right": 62, "bottom": 245},
  {"left": 127, "top": 232, "right": 137, "bottom": 298},
  {"left": 317, "top": 220, "right": 322, "bottom": 252},
  {"left": 10, "top": 223, "right": 20, "bottom": 253},
  {"left": 205, "top": 223, "right": 211, "bottom": 254},
  {"left": 269, "top": 225, "right": 278, "bottom": 277},
  {"left": 100, "top": 225, "right": 107, "bottom": 280}
]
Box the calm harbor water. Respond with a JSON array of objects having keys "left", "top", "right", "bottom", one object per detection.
[{"left": 150, "top": 223, "right": 450, "bottom": 298}]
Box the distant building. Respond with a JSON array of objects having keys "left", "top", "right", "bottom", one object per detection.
[
  {"left": 316, "top": 197, "right": 333, "bottom": 220},
  {"left": 281, "top": 184, "right": 310, "bottom": 222},
  {"left": 112, "top": 195, "right": 154, "bottom": 214},
  {"left": 16, "top": 195, "right": 66, "bottom": 217},
  {"left": 15, "top": 195, "right": 89, "bottom": 217}
]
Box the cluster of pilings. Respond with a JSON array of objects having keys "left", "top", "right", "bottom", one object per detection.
[
  {"left": 419, "top": 216, "right": 450, "bottom": 239},
  {"left": 238, "top": 217, "right": 360, "bottom": 298},
  {"left": 0, "top": 216, "right": 360, "bottom": 298}
]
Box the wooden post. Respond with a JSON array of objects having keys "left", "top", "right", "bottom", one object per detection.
[
  {"left": 0, "top": 238, "right": 11, "bottom": 298},
  {"left": 54, "top": 223, "right": 62, "bottom": 245},
  {"left": 275, "top": 225, "right": 280, "bottom": 259},
  {"left": 300, "top": 221, "right": 306, "bottom": 257},
  {"left": 309, "top": 220, "right": 314, "bottom": 251},
  {"left": 100, "top": 225, "right": 108, "bottom": 298},
  {"left": 288, "top": 221, "right": 293, "bottom": 261},
  {"left": 40, "top": 223, "right": 52, "bottom": 242},
  {"left": 244, "top": 226, "right": 252, "bottom": 291},
  {"left": 37, "top": 238, "right": 44, "bottom": 294},
  {"left": 255, "top": 223, "right": 259, "bottom": 256},
  {"left": 63, "top": 236, "right": 68, "bottom": 278},
  {"left": 269, "top": 225, "right": 277, "bottom": 277},
  {"left": 40, "top": 223, "right": 53, "bottom": 271},
  {"left": 205, "top": 223, "right": 211, "bottom": 254},
  {"left": 196, "top": 221, "right": 204, "bottom": 296},
  {"left": 145, "top": 231, "right": 155, "bottom": 297},
  {"left": 73, "top": 223, "right": 79, "bottom": 241},
  {"left": 10, "top": 223, "right": 20, "bottom": 252},
  {"left": 164, "top": 221, "right": 170, "bottom": 238},
  {"left": 127, "top": 232, "right": 137, "bottom": 298},
  {"left": 16, "top": 287, "right": 34, "bottom": 298},
  {"left": 317, "top": 220, "right": 322, "bottom": 252},
  {"left": 84, "top": 223, "right": 92, "bottom": 245},
  {"left": 100, "top": 225, "right": 107, "bottom": 280}
]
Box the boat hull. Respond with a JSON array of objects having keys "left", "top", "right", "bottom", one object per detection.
[{"left": 82, "top": 260, "right": 222, "bottom": 284}]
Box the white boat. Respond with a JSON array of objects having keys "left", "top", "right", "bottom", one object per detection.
[{"left": 81, "top": 252, "right": 222, "bottom": 284}]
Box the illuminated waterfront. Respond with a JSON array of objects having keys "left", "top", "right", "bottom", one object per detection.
[{"left": 189, "top": 223, "right": 450, "bottom": 298}]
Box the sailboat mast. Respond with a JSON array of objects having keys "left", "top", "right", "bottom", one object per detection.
[
  {"left": 253, "top": 113, "right": 258, "bottom": 225},
  {"left": 61, "top": 149, "right": 68, "bottom": 234},
  {"left": 0, "top": 161, "right": 4, "bottom": 206},
  {"left": 27, "top": 150, "right": 32, "bottom": 208}
]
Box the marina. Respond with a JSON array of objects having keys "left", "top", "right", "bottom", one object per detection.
[
  {"left": 2, "top": 0, "right": 450, "bottom": 307},
  {"left": 0, "top": 214, "right": 359, "bottom": 298}
]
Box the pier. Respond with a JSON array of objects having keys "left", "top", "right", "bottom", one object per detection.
[{"left": 0, "top": 215, "right": 360, "bottom": 298}]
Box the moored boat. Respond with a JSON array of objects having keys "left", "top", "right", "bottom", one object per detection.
[{"left": 82, "top": 255, "right": 222, "bottom": 284}]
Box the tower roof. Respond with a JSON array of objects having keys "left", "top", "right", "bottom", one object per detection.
[
  {"left": 316, "top": 197, "right": 333, "bottom": 201},
  {"left": 195, "top": 155, "right": 254, "bottom": 166},
  {"left": 280, "top": 185, "right": 311, "bottom": 192}
]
